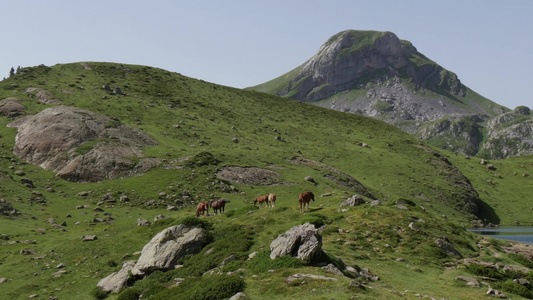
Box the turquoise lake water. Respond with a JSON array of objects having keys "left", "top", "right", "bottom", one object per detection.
[{"left": 469, "top": 226, "right": 533, "bottom": 245}]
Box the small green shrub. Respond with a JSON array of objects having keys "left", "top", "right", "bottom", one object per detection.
[
  {"left": 153, "top": 275, "right": 245, "bottom": 300},
  {"left": 117, "top": 288, "right": 142, "bottom": 300},
  {"left": 493, "top": 281, "right": 533, "bottom": 299},
  {"left": 466, "top": 264, "right": 505, "bottom": 280},
  {"left": 509, "top": 253, "right": 533, "bottom": 269},
  {"left": 180, "top": 215, "right": 213, "bottom": 230},
  {"left": 300, "top": 213, "right": 330, "bottom": 228},
  {"left": 227, "top": 205, "right": 257, "bottom": 217},
  {"left": 91, "top": 287, "right": 109, "bottom": 300},
  {"left": 249, "top": 250, "right": 306, "bottom": 273},
  {"left": 185, "top": 151, "right": 220, "bottom": 167}
]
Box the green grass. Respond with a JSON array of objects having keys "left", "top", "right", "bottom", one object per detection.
[{"left": 0, "top": 62, "right": 531, "bottom": 299}]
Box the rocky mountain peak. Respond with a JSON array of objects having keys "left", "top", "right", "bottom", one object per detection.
[{"left": 250, "top": 30, "right": 533, "bottom": 159}]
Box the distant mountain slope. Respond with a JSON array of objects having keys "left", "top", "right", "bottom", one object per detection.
[{"left": 249, "top": 30, "right": 533, "bottom": 158}]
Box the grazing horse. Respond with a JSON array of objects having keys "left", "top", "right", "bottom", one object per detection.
[
  {"left": 210, "top": 199, "right": 230, "bottom": 215},
  {"left": 196, "top": 202, "right": 209, "bottom": 217},
  {"left": 253, "top": 195, "right": 269, "bottom": 208},
  {"left": 298, "top": 191, "right": 315, "bottom": 213},
  {"left": 268, "top": 193, "right": 276, "bottom": 208}
]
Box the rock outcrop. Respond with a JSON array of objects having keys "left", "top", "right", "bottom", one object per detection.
[
  {"left": 0, "top": 98, "right": 25, "bottom": 117},
  {"left": 270, "top": 223, "right": 323, "bottom": 263},
  {"left": 8, "top": 106, "right": 159, "bottom": 182},
  {"left": 132, "top": 224, "right": 208, "bottom": 276}
]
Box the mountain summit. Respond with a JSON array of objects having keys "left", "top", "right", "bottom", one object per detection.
[{"left": 249, "top": 30, "right": 533, "bottom": 158}]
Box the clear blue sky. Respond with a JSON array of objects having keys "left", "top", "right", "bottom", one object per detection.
[{"left": 1, "top": 0, "right": 531, "bottom": 109}]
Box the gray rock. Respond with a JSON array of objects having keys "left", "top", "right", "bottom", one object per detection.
[
  {"left": 81, "top": 235, "right": 98, "bottom": 241},
  {"left": 340, "top": 195, "right": 365, "bottom": 207},
  {"left": 97, "top": 260, "right": 136, "bottom": 293},
  {"left": 220, "top": 254, "right": 239, "bottom": 268},
  {"left": 435, "top": 239, "right": 461, "bottom": 257},
  {"left": 322, "top": 263, "right": 343, "bottom": 276},
  {"left": 230, "top": 292, "right": 248, "bottom": 300},
  {"left": 455, "top": 276, "right": 481, "bottom": 287},
  {"left": 137, "top": 218, "right": 150, "bottom": 226},
  {"left": 270, "top": 222, "right": 323, "bottom": 263},
  {"left": 132, "top": 225, "right": 208, "bottom": 276},
  {"left": 285, "top": 273, "right": 337, "bottom": 284}
]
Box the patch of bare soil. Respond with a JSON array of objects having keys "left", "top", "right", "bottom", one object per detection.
[{"left": 216, "top": 166, "right": 281, "bottom": 186}]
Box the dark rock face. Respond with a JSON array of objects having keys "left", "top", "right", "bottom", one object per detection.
[
  {"left": 8, "top": 106, "right": 158, "bottom": 182},
  {"left": 283, "top": 31, "right": 466, "bottom": 103}
]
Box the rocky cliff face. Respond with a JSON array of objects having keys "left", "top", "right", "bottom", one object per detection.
[
  {"left": 250, "top": 30, "right": 533, "bottom": 159},
  {"left": 273, "top": 31, "right": 468, "bottom": 103},
  {"left": 8, "top": 106, "right": 159, "bottom": 182}
]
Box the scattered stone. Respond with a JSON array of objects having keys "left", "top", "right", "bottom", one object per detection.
[
  {"left": 247, "top": 251, "right": 258, "bottom": 260},
  {"left": 513, "top": 278, "right": 530, "bottom": 286},
  {"left": 455, "top": 276, "right": 480, "bottom": 287},
  {"left": 56, "top": 263, "right": 66, "bottom": 269},
  {"left": 137, "top": 219, "right": 150, "bottom": 226},
  {"left": 340, "top": 195, "right": 365, "bottom": 207},
  {"left": 82, "top": 235, "right": 98, "bottom": 241},
  {"left": 153, "top": 214, "right": 167, "bottom": 222},
  {"left": 0, "top": 278, "right": 7, "bottom": 283},
  {"left": 322, "top": 263, "right": 343, "bottom": 276},
  {"left": 220, "top": 254, "right": 239, "bottom": 268},
  {"left": 285, "top": 273, "right": 337, "bottom": 284},
  {"left": 20, "top": 249, "right": 37, "bottom": 255},
  {"left": 359, "top": 268, "right": 379, "bottom": 281},
  {"left": 435, "top": 239, "right": 461, "bottom": 257},
  {"left": 408, "top": 222, "right": 419, "bottom": 231},
  {"left": 304, "top": 176, "right": 316, "bottom": 184},
  {"left": 20, "top": 178, "right": 35, "bottom": 188},
  {"left": 370, "top": 200, "right": 381, "bottom": 207},
  {"left": 349, "top": 280, "right": 365, "bottom": 289},
  {"left": 77, "top": 191, "right": 90, "bottom": 197}
]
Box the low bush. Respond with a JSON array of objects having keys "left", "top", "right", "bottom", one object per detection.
[
  {"left": 179, "top": 215, "right": 213, "bottom": 230},
  {"left": 154, "top": 274, "right": 245, "bottom": 300},
  {"left": 300, "top": 213, "right": 330, "bottom": 228},
  {"left": 249, "top": 250, "right": 306, "bottom": 273}
]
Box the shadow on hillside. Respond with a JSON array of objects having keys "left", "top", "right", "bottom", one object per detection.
[
  {"left": 308, "top": 207, "right": 323, "bottom": 213},
  {"left": 477, "top": 199, "right": 500, "bottom": 225}
]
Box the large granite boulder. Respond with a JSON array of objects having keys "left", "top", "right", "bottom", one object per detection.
[
  {"left": 132, "top": 225, "right": 208, "bottom": 276},
  {"left": 270, "top": 222, "right": 322, "bottom": 263},
  {"left": 8, "top": 106, "right": 159, "bottom": 182}
]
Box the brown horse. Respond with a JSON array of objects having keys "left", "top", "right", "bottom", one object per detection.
[
  {"left": 268, "top": 193, "right": 276, "bottom": 207},
  {"left": 253, "top": 195, "right": 269, "bottom": 208},
  {"left": 299, "top": 191, "right": 315, "bottom": 213},
  {"left": 196, "top": 202, "right": 209, "bottom": 217},
  {"left": 210, "top": 199, "right": 230, "bottom": 215}
]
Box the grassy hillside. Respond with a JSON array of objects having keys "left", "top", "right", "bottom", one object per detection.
[{"left": 0, "top": 63, "right": 531, "bottom": 299}]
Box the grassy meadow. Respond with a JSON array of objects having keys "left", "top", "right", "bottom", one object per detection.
[{"left": 0, "top": 62, "right": 531, "bottom": 299}]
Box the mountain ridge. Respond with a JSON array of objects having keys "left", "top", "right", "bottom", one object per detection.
[{"left": 249, "top": 30, "right": 533, "bottom": 158}]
